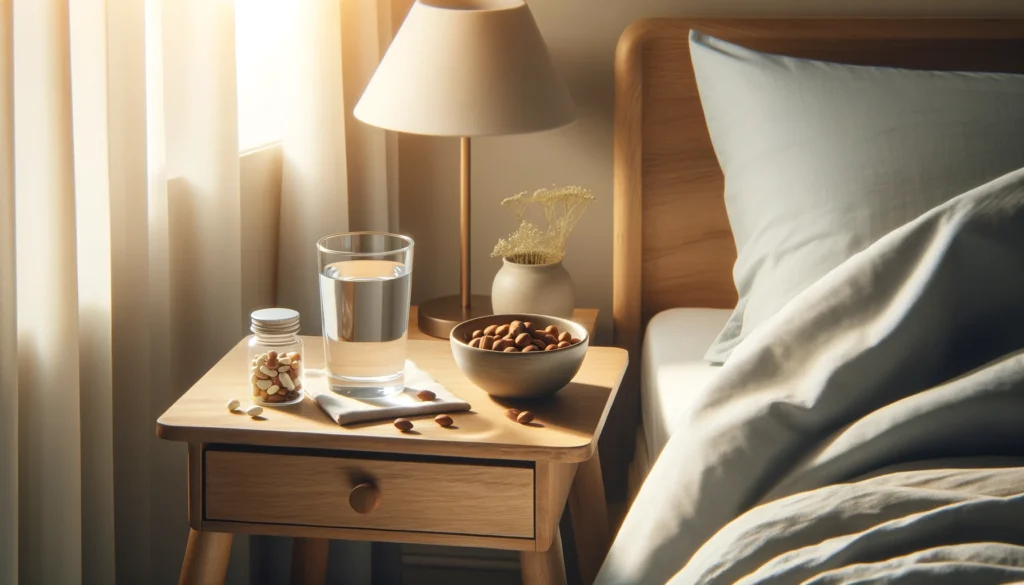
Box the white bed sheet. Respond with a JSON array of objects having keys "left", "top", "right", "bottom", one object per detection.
[{"left": 641, "top": 308, "right": 731, "bottom": 464}]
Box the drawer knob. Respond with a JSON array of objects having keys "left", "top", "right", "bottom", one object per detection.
[{"left": 349, "top": 482, "right": 381, "bottom": 514}]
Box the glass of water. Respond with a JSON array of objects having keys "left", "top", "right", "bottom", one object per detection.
[{"left": 317, "top": 232, "right": 414, "bottom": 398}]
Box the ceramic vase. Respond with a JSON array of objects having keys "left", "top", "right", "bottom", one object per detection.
[{"left": 491, "top": 258, "right": 575, "bottom": 318}]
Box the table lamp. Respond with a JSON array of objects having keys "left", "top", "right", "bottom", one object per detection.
[{"left": 354, "top": 0, "right": 576, "bottom": 339}]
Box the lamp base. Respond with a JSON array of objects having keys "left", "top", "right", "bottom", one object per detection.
[{"left": 417, "top": 294, "right": 492, "bottom": 339}]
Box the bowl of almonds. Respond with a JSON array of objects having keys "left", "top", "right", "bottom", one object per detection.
[{"left": 449, "top": 314, "right": 589, "bottom": 398}]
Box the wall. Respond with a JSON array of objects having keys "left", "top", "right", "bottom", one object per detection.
[{"left": 398, "top": 0, "right": 1024, "bottom": 343}]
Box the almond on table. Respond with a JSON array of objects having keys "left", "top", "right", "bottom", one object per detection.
[{"left": 516, "top": 411, "right": 535, "bottom": 424}]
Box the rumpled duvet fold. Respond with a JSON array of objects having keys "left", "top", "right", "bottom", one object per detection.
[{"left": 597, "top": 167, "right": 1024, "bottom": 584}]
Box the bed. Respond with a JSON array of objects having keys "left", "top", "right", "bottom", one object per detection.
[
  {"left": 608, "top": 16, "right": 1024, "bottom": 501},
  {"left": 603, "top": 17, "right": 1024, "bottom": 585},
  {"left": 630, "top": 308, "right": 729, "bottom": 483}
]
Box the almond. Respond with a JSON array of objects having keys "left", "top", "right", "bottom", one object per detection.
[
  {"left": 483, "top": 324, "right": 498, "bottom": 336},
  {"left": 480, "top": 335, "right": 496, "bottom": 350},
  {"left": 509, "top": 321, "right": 524, "bottom": 337},
  {"left": 416, "top": 389, "right": 436, "bottom": 401},
  {"left": 468, "top": 337, "right": 482, "bottom": 348},
  {"left": 495, "top": 324, "right": 510, "bottom": 337},
  {"left": 492, "top": 339, "right": 508, "bottom": 352},
  {"left": 503, "top": 346, "right": 519, "bottom": 353},
  {"left": 522, "top": 345, "right": 538, "bottom": 353},
  {"left": 557, "top": 341, "right": 571, "bottom": 349},
  {"left": 472, "top": 329, "right": 484, "bottom": 340},
  {"left": 434, "top": 414, "right": 454, "bottom": 428},
  {"left": 393, "top": 418, "right": 413, "bottom": 432},
  {"left": 558, "top": 331, "right": 572, "bottom": 343},
  {"left": 515, "top": 332, "right": 533, "bottom": 348},
  {"left": 516, "top": 410, "right": 535, "bottom": 424},
  {"left": 544, "top": 325, "right": 559, "bottom": 336},
  {"left": 505, "top": 408, "right": 521, "bottom": 421},
  {"left": 570, "top": 337, "right": 581, "bottom": 344}
]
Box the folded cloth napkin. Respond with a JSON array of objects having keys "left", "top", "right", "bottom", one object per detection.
[{"left": 307, "top": 360, "right": 471, "bottom": 426}]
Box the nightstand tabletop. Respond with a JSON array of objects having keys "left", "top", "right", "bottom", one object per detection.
[{"left": 157, "top": 336, "right": 627, "bottom": 463}]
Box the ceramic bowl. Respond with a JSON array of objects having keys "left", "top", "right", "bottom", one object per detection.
[{"left": 449, "top": 313, "right": 589, "bottom": 399}]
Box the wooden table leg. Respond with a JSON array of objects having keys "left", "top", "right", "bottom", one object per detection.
[
  {"left": 178, "top": 529, "right": 233, "bottom": 585},
  {"left": 521, "top": 530, "right": 567, "bottom": 585},
  {"left": 291, "top": 537, "right": 329, "bottom": 585},
  {"left": 569, "top": 448, "right": 610, "bottom": 585}
]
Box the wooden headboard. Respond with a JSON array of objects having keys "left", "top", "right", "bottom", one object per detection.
[{"left": 603, "top": 18, "right": 1024, "bottom": 504}]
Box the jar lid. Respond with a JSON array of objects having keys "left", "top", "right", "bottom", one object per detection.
[{"left": 251, "top": 308, "right": 300, "bottom": 335}]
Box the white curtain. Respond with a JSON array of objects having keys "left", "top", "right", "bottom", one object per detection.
[{"left": 0, "top": 0, "right": 398, "bottom": 583}]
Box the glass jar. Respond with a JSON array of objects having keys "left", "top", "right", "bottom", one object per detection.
[{"left": 248, "top": 308, "right": 304, "bottom": 406}]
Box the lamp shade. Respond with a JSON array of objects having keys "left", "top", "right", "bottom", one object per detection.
[{"left": 354, "top": 0, "right": 576, "bottom": 137}]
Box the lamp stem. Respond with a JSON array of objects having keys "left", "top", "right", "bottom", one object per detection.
[{"left": 460, "top": 136, "right": 471, "bottom": 309}]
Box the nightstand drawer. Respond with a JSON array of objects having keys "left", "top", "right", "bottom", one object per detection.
[{"left": 205, "top": 450, "right": 535, "bottom": 538}]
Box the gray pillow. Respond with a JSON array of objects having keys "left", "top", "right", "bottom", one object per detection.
[{"left": 690, "top": 30, "right": 1024, "bottom": 363}]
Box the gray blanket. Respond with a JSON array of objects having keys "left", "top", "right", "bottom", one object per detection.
[{"left": 597, "top": 167, "right": 1024, "bottom": 584}]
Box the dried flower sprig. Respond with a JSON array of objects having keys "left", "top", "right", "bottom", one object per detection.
[{"left": 492, "top": 185, "right": 594, "bottom": 265}]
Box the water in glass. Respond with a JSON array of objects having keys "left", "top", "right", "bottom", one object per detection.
[{"left": 320, "top": 259, "right": 411, "bottom": 397}]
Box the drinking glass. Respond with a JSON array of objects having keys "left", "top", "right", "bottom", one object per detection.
[{"left": 317, "top": 232, "right": 414, "bottom": 398}]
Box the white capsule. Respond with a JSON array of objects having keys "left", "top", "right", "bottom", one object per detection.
[
  {"left": 246, "top": 405, "right": 263, "bottom": 417},
  {"left": 256, "top": 379, "right": 272, "bottom": 391},
  {"left": 259, "top": 365, "right": 276, "bottom": 377},
  {"left": 226, "top": 399, "right": 241, "bottom": 412},
  {"left": 267, "top": 385, "right": 280, "bottom": 395},
  {"left": 279, "top": 357, "right": 291, "bottom": 366},
  {"left": 280, "top": 372, "right": 295, "bottom": 390},
  {"left": 278, "top": 366, "right": 289, "bottom": 372}
]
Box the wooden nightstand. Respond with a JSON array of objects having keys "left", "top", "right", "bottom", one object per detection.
[{"left": 157, "top": 309, "right": 625, "bottom": 585}]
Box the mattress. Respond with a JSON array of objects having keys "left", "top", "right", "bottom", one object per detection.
[{"left": 641, "top": 308, "right": 731, "bottom": 465}]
